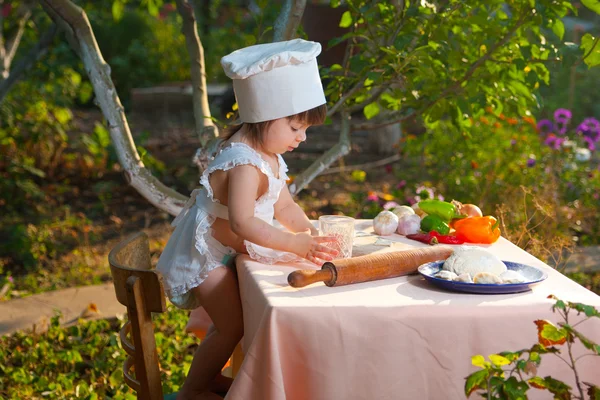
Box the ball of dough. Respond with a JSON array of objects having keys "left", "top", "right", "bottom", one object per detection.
[
  {"left": 473, "top": 272, "right": 503, "bottom": 284},
  {"left": 442, "top": 246, "right": 507, "bottom": 277}
]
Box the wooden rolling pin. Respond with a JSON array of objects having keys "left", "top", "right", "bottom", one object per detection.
[{"left": 288, "top": 246, "right": 454, "bottom": 288}]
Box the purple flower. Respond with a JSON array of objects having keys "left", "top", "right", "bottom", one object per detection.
[
  {"left": 510, "top": 139, "right": 517, "bottom": 146},
  {"left": 594, "top": 192, "right": 599, "bottom": 200},
  {"left": 437, "top": 194, "right": 445, "bottom": 201},
  {"left": 383, "top": 201, "right": 399, "bottom": 210},
  {"left": 554, "top": 109, "right": 572, "bottom": 135},
  {"left": 545, "top": 134, "right": 565, "bottom": 150},
  {"left": 554, "top": 108, "right": 572, "bottom": 124},
  {"left": 7, "top": 276, "right": 13, "bottom": 283},
  {"left": 584, "top": 136, "right": 596, "bottom": 152},
  {"left": 577, "top": 118, "right": 600, "bottom": 143},
  {"left": 396, "top": 180, "right": 406, "bottom": 189},
  {"left": 527, "top": 157, "right": 536, "bottom": 167},
  {"left": 537, "top": 119, "right": 555, "bottom": 134}
]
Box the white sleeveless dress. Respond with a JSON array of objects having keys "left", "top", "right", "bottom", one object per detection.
[{"left": 157, "top": 142, "right": 301, "bottom": 309}]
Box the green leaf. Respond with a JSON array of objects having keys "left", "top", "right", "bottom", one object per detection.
[
  {"left": 567, "top": 327, "right": 600, "bottom": 354},
  {"left": 581, "top": 33, "right": 600, "bottom": 68},
  {"left": 489, "top": 354, "right": 511, "bottom": 366},
  {"left": 528, "top": 376, "right": 547, "bottom": 389},
  {"left": 339, "top": 11, "right": 353, "bottom": 28},
  {"left": 53, "top": 108, "right": 72, "bottom": 125},
  {"left": 581, "top": 0, "right": 600, "bottom": 14},
  {"left": 363, "top": 103, "right": 380, "bottom": 120},
  {"left": 112, "top": 0, "right": 124, "bottom": 22},
  {"left": 509, "top": 80, "right": 531, "bottom": 98},
  {"left": 330, "top": 0, "right": 341, "bottom": 8},
  {"left": 551, "top": 19, "right": 565, "bottom": 41},
  {"left": 465, "top": 369, "right": 489, "bottom": 397},
  {"left": 108, "top": 368, "right": 121, "bottom": 387},
  {"left": 531, "top": 63, "right": 550, "bottom": 85},
  {"left": 502, "top": 376, "right": 529, "bottom": 398},
  {"left": 78, "top": 82, "right": 94, "bottom": 104},
  {"left": 380, "top": 92, "right": 400, "bottom": 111},
  {"left": 147, "top": 0, "right": 159, "bottom": 16},
  {"left": 543, "top": 376, "right": 572, "bottom": 399},
  {"left": 570, "top": 302, "right": 600, "bottom": 318},
  {"left": 536, "top": 320, "right": 567, "bottom": 346}
]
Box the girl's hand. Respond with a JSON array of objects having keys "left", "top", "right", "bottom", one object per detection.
[{"left": 293, "top": 229, "right": 339, "bottom": 265}]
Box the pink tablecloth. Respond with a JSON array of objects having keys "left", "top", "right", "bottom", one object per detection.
[{"left": 226, "top": 220, "right": 600, "bottom": 400}]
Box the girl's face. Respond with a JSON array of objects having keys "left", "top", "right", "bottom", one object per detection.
[{"left": 262, "top": 118, "right": 309, "bottom": 155}]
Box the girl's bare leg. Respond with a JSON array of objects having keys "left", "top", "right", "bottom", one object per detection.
[
  {"left": 177, "top": 267, "right": 244, "bottom": 400},
  {"left": 203, "top": 325, "right": 234, "bottom": 394}
]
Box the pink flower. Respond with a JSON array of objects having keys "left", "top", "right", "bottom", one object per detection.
[{"left": 367, "top": 192, "right": 379, "bottom": 202}]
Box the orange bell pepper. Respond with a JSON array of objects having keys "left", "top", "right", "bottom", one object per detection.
[{"left": 452, "top": 216, "right": 501, "bottom": 244}]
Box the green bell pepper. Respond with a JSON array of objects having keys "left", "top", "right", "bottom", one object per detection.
[
  {"left": 420, "top": 215, "right": 450, "bottom": 235},
  {"left": 418, "top": 199, "right": 456, "bottom": 222}
]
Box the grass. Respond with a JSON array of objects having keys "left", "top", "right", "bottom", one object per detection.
[{"left": 0, "top": 307, "right": 194, "bottom": 399}]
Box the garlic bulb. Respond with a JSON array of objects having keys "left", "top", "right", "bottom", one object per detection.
[
  {"left": 396, "top": 214, "right": 421, "bottom": 235},
  {"left": 373, "top": 211, "right": 399, "bottom": 236},
  {"left": 392, "top": 205, "right": 415, "bottom": 219}
]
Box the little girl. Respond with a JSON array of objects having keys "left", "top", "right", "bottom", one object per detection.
[{"left": 157, "top": 39, "right": 339, "bottom": 400}]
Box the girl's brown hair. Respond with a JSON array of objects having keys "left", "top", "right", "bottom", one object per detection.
[{"left": 220, "top": 103, "right": 327, "bottom": 149}]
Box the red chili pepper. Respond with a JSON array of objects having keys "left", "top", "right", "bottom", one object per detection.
[
  {"left": 406, "top": 232, "right": 439, "bottom": 245},
  {"left": 429, "top": 231, "right": 465, "bottom": 245}
]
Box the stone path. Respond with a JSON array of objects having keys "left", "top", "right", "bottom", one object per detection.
[{"left": 0, "top": 283, "right": 125, "bottom": 336}]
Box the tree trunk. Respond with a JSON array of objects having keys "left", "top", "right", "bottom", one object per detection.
[{"left": 369, "top": 122, "right": 402, "bottom": 155}]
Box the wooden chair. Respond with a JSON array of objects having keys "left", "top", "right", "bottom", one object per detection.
[
  {"left": 108, "top": 232, "right": 244, "bottom": 399},
  {"left": 109, "top": 232, "right": 166, "bottom": 400}
]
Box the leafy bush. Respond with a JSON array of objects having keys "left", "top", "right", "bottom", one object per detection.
[
  {"left": 338, "top": 106, "right": 598, "bottom": 266},
  {"left": 0, "top": 307, "right": 194, "bottom": 399},
  {"left": 89, "top": 7, "right": 191, "bottom": 107}
]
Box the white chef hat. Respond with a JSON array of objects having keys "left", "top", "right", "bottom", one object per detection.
[{"left": 221, "top": 39, "right": 327, "bottom": 123}]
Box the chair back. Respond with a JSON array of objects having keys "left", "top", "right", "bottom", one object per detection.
[{"left": 108, "top": 232, "right": 166, "bottom": 400}]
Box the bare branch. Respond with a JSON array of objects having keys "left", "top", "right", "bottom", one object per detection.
[
  {"left": 289, "top": 112, "right": 352, "bottom": 196},
  {"left": 0, "top": 1, "right": 34, "bottom": 78},
  {"left": 0, "top": 24, "right": 57, "bottom": 103},
  {"left": 174, "top": 0, "right": 218, "bottom": 148},
  {"left": 327, "top": 79, "right": 363, "bottom": 116},
  {"left": 319, "top": 153, "right": 401, "bottom": 175},
  {"left": 39, "top": 0, "right": 187, "bottom": 216},
  {"left": 273, "top": 0, "right": 307, "bottom": 42}
]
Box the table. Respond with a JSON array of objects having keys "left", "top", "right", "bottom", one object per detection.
[{"left": 226, "top": 220, "right": 600, "bottom": 400}]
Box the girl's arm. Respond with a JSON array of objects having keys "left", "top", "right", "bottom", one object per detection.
[
  {"left": 228, "top": 165, "right": 335, "bottom": 262},
  {"left": 274, "top": 185, "right": 318, "bottom": 235}
]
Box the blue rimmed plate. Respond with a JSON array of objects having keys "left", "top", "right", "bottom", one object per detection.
[{"left": 418, "top": 260, "right": 548, "bottom": 294}]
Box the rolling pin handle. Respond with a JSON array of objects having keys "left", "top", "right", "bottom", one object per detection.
[{"left": 288, "top": 268, "right": 334, "bottom": 288}]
